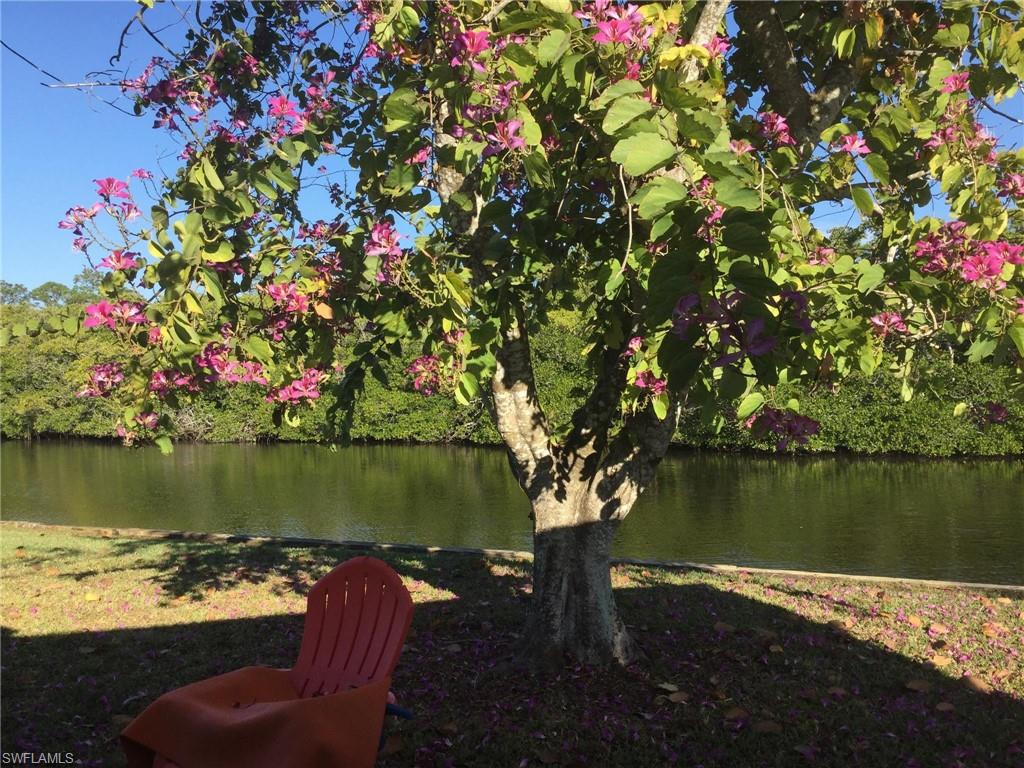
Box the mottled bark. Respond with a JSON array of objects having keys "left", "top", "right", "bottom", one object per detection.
[{"left": 491, "top": 320, "right": 681, "bottom": 664}]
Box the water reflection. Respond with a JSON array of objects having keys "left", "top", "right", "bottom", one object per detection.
[{"left": 1, "top": 441, "right": 1021, "bottom": 583}]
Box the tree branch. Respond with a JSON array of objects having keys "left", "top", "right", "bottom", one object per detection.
[
  {"left": 680, "top": 0, "right": 732, "bottom": 82},
  {"left": 491, "top": 319, "right": 554, "bottom": 495}
]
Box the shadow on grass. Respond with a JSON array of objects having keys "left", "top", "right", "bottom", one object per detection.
[{"left": 3, "top": 539, "right": 1022, "bottom": 768}]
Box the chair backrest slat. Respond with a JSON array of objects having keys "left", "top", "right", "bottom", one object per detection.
[{"left": 290, "top": 556, "right": 413, "bottom": 698}]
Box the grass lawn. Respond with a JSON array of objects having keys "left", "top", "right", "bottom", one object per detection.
[{"left": 1, "top": 523, "right": 1022, "bottom": 767}]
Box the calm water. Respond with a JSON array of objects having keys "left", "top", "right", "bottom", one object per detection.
[{"left": 1, "top": 441, "right": 1021, "bottom": 583}]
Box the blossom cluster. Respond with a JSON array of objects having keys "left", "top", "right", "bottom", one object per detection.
[
  {"left": 914, "top": 222, "right": 1023, "bottom": 291},
  {"left": 672, "top": 291, "right": 783, "bottom": 367},
  {"left": 267, "top": 368, "right": 328, "bottom": 403},
  {"left": 745, "top": 407, "right": 820, "bottom": 451},
  {"left": 83, "top": 300, "right": 146, "bottom": 329},
  {"left": 76, "top": 363, "right": 124, "bottom": 398}
]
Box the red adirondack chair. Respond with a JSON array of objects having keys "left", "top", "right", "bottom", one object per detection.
[{"left": 123, "top": 556, "right": 414, "bottom": 768}]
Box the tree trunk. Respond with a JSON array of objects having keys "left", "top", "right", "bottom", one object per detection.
[{"left": 531, "top": 506, "right": 635, "bottom": 665}]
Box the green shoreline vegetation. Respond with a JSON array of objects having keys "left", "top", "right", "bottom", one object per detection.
[
  {"left": 2, "top": 272, "right": 1022, "bottom": 457},
  {"left": 2, "top": 524, "right": 1021, "bottom": 767}
]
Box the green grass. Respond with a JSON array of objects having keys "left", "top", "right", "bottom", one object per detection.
[{"left": 2, "top": 523, "right": 1021, "bottom": 767}]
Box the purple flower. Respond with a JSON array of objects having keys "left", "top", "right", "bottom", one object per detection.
[
  {"left": 484, "top": 120, "right": 526, "bottom": 156},
  {"left": 869, "top": 312, "right": 907, "bottom": 337}
]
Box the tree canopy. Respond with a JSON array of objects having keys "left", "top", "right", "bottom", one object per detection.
[{"left": 6, "top": 0, "right": 1023, "bottom": 661}]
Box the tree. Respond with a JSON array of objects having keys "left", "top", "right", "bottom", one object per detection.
[{"left": 14, "top": 0, "right": 1024, "bottom": 663}]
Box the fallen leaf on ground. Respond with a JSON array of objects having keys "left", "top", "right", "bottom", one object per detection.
[
  {"left": 84, "top": 592, "right": 100, "bottom": 602},
  {"left": 995, "top": 596, "right": 1011, "bottom": 604},
  {"left": 936, "top": 702, "right": 955, "bottom": 712},
  {"left": 724, "top": 707, "right": 748, "bottom": 721},
  {"left": 907, "top": 614, "right": 924, "bottom": 628},
  {"left": 657, "top": 682, "right": 679, "bottom": 692},
  {"left": 931, "top": 655, "right": 953, "bottom": 667},
  {"left": 438, "top": 721, "right": 459, "bottom": 735},
  {"left": 963, "top": 675, "right": 993, "bottom": 694},
  {"left": 905, "top": 679, "right": 932, "bottom": 693},
  {"left": 752, "top": 720, "right": 782, "bottom": 734},
  {"left": 714, "top": 621, "right": 735, "bottom": 633},
  {"left": 928, "top": 622, "right": 949, "bottom": 635},
  {"left": 769, "top": 644, "right": 784, "bottom": 654},
  {"left": 668, "top": 691, "right": 690, "bottom": 703}
]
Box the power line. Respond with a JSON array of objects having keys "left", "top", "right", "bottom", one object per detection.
[{"left": 1, "top": 39, "right": 137, "bottom": 117}]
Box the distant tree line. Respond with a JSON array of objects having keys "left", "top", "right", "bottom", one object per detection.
[{"left": 1, "top": 260, "right": 1021, "bottom": 457}]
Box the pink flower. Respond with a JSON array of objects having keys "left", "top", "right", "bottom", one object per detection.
[
  {"left": 451, "top": 29, "right": 491, "bottom": 71},
  {"left": 1016, "top": 297, "right": 1024, "bottom": 315},
  {"left": 940, "top": 72, "right": 970, "bottom": 94},
  {"left": 729, "top": 139, "right": 754, "bottom": 155},
  {"left": 265, "top": 282, "right": 311, "bottom": 313},
  {"left": 633, "top": 370, "right": 667, "bottom": 395},
  {"left": 111, "top": 301, "right": 147, "bottom": 325},
  {"left": 135, "top": 412, "right": 159, "bottom": 430},
  {"left": 869, "top": 312, "right": 907, "bottom": 337},
  {"left": 808, "top": 246, "right": 835, "bottom": 266},
  {"left": 83, "top": 300, "right": 117, "bottom": 329},
  {"left": 268, "top": 94, "right": 299, "bottom": 119},
  {"left": 836, "top": 134, "right": 871, "bottom": 155},
  {"left": 98, "top": 250, "right": 140, "bottom": 271},
  {"left": 704, "top": 35, "right": 730, "bottom": 58},
  {"left": 147, "top": 326, "right": 163, "bottom": 345},
  {"left": 748, "top": 407, "right": 819, "bottom": 451},
  {"left": 268, "top": 369, "right": 328, "bottom": 403},
  {"left": 76, "top": 362, "right": 124, "bottom": 398},
  {"left": 593, "top": 17, "right": 635, "bottom": 44},
  {"left": 409, "top": 146, "right": 431, "bottom": 165},
  {"left": 997, "top": 173, "right": 1024, "bottom": 200},
  {"left": 406, "top": 355, "right": 442, "bottom": 395},
  {"left": 960, "top": 250, "right": 1006, "bottom": 288},
  {"left": 131, "top": 168, "right": 153, "bottom": 180},
  {"left": 365, "top": 221, "right": 402, "bottom": 258},
  {"left": 980, "top": 240, "right": 1024, "bottom": 265},
  {"left": 622, "top": 335, "right": 644, "bottom": 358},
  {"left": 757, "top": 111, "right": 796, "bottom": 147},
  {"left": 484, "top": 120, "right": 527, "bottom": 156},
  {"left": 94, "top": 177, "right": 131, "bottom": 200},
  {"left": 58, "top": 203, "right": 103, "bottom": 232}
]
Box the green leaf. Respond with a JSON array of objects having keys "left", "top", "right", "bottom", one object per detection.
[
  {"left": 835, "top": 27, "right": 856, "bottom": 59},
  {"left": 203, "top": 240, "right": 236, "bottom": 263},
  {"left": 537, "top": 28, "right": 570, "bottom": 65},
  {"left": 714, "top": 176, "right": 760, "bottom": 210},
  {"left": 851, "top": 186, "right": 874, "bottom": 216},
  {"left": 864, "top": 154, "right": 890, "bottom": 185},
  {"left": 1007, "top": 322, "right": 1024, "bottom": 357},
  {"left": 593, "top": 79, "right": 645, "bottom": 109},
  {"left": 241, "top": 336, "right": 274, "bottom": 364},
  {"left": 736, "top": 392, "right": 764, "bottom": 420},
  {"left": 537, "top": 0, "right": 571, "bottom": 12},
  {"left": 611, "top": 134, "right": 676, "bottom": 176},
  {"left": 382, "top": 88, "right": 421, "bottom": 132},
  {"left": 953, "top": 402, "right": 969, "bottom": 418},
  {"left": 856, "top": 262, "right": 885, "bottom": 293},
  {"left": 154, "top": 436, "right": 173, "bottom": 455},
  {"left": 523, "top": 151, "right": 553, "bottom": 188},
  {"left": 934, "top": 23, "right": 969, "bottom": 47},
  {"left": 721, "top": 210, "right": 771, "bottom": 254},
  {"left": 455, "top": 371, "right": 480, "bottom": 405},
  {"left": 966, "top": 337, "right": 996, "bottom": 363},
  {"left": 602, "top": 96, "right": 655, "bottom": 136},
  {"left": 200, "top": 156, "right": 224, "bottom": 191},
  {"left": 151, "top": 205, "right": 169, "bottom": 231},
  {"left": 651, "top": 392, "right": 669, "bottom": 420},
  {"left": 268, "top": 164, "right": 298, "bottom": 192},
  {"left": 728, "top": 260, "right": 776, "bottom": 296},
  {"left": 635, "top": 177, "right": 687, "bottom": 220},
  {"left": 940, "top": 164, "right": 965, "bottom": 193}
]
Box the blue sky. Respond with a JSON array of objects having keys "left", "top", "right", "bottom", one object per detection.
[
  {"left": 1, "top": 2, "right": 1021, "bottom": 290},
  {"left": 1, "top": 1, "right": 184, "bottom": 288}
]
